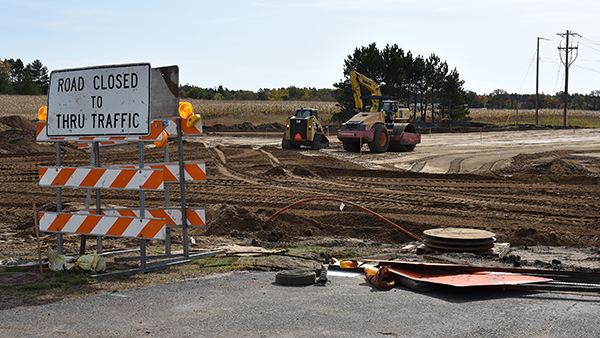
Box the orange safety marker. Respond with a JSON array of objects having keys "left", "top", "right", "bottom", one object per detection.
[
  {"left": 39, "top": 166, "right": 165, "bottom": 190},
  {"left": 39, "top": 212, "right": 167, "bottom": 240}
]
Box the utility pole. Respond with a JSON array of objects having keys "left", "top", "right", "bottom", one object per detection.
[
  {"left": 535, "top": 37, "right": 549, "bottom": 126},
  {"left": 536, "top": 37, "right": 540, "bottom": 126},
  {"left": 557, "top": 30, "right": 580, "bottom": 126}
]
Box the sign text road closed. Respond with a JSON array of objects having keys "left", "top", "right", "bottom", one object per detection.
[{"left": 46, "top": 63, "right": 151, "bottom": 137}]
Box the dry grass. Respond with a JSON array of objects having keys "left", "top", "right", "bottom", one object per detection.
[
  {"left": 2, "top": 95, "right": 600, "bottom": 128},
  {"left": 0, "top": 95, "right": 340, "bottom": 126},
  {"left": 182, "top": 99, "right": 339, "bottom": 126},
  {"left": 469, "top": 108, "right": 600, "bottom": 128},
  {"left": 0, "top": 95, "right": 47, "bottom": 119}
]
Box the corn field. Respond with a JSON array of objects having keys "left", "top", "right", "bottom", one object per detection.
[
  {"left": 183, "top": 99, "right": 340, "bottom": 126},
  {"left": 469, "top": 108, "right": 600, "bottom": 128},
  {"left": 2, "top": 95, "right": 600, "bottom": 128},
  {"left": 0, "top": 95, "right": 47, "bottom": 119}
]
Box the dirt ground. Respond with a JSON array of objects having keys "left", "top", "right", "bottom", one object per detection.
[{"left": 1, "top": 116, "right": 600, "bottom": 309}]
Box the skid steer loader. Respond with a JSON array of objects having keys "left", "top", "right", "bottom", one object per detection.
[{"left": 282, "top": 108, "right": 330, "bottom": 150}]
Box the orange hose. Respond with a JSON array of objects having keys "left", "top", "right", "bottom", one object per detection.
[{"left": 265, "top": 197, "right": 421, "bottom": 241}]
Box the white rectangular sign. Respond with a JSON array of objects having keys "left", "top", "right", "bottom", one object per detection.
[{"left": 46, "top": 63, "right": 151, "bottom": 137}]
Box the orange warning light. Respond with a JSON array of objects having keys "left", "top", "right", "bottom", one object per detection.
[
  {"left": 38, "top": 106, "right": 47, "bottom": 121},
  {"left": 154, "top": 131, "right": 168, "bottom": 148},
  {"left": 179, "top": 102, "right": 194, "bottom": 119}
]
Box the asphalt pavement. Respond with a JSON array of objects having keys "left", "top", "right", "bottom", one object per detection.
[{"left": 1, "top": 270, "right": 599, "bottom": 337}]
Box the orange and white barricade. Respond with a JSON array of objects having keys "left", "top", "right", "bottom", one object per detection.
[
  {"left": 39, "top": 166, "right": 165, "bottom": 190},
  {"left": 81, "top": 207, "right": 206, "bottom": 228},
  {"left": 117, "top": 162, "right": 206, "bottom": 182},
  {"left": 39, "top": 212, "right": 167, "bottom": 240}
]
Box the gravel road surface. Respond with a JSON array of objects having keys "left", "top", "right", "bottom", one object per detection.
[{"left": 1, "top": 270, "right": 599, "bottom": 337}]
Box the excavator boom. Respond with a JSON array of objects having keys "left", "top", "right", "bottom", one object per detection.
[{"left": 350, "top": 70, "right": 382, "bottom": 111}]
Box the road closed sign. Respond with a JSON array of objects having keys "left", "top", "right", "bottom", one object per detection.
[{"left": 46, "top": 63, "right": 151, "bottom": 137}]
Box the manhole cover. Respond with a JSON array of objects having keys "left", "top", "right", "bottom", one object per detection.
[
  {"left": 423, "top": 228, "right": 496, "bottom": 253},
  {"left": 0, "top": 272, "right": 44, "bottom": 286},
  {"left": 423, "top": 228, "right": 495, "bottom": 240}
]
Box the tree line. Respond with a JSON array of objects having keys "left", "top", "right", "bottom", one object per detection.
[
  {"left": 0, "top": 58, "right": 49, "bottom": 95},
  {"left": 5, "top": 56, "right": 599, "bottom": 115},
  {"left": 469, "top": 89, "right": 600, "bottom": 110},
  {"left": 179, "top": 84, "right": 337, "bottom": 102},
  {"left": 333, "top": 43, "right": 470, "bottom": 124}
]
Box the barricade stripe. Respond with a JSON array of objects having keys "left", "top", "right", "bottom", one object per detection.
[
  {"left": 40, "top": 212, "right": 166, "bottom": 239},
  {"left": 119, "top": 210, "right": 137, "bottom": 218},
  {"left": 186, "top": 209, "right": 205, "bottom": 226},
  {"left": 142, "top": 171, "right": 164, "bottom": 190},
  {"left": 39, "top": 167, "right": 48, "bottom": 178},
  {"left": 164, "top": 119, "right": 202, "bottom": 136},
  {"left": 80, "top": 168, "right": 107, "bottom": 187},
  {"left": 52, "top": 168, "right": 76, "bottom": 186},
  {"left": 121, "top": 220, "right": 143, "bottom": 238},
  {"left": 80, "top": 208, "right": 205, "bottom": 228},
  {"left": 152, "top": 165, "right": 177, "bottom": 181},
  {"left": 64, "top": 168, "right": 90, "bottom": 186},
  {"left": 52, "top": 213, "right": 73, "bottom": 232},
  {"left": 180, "top": 122, "right": 202, "bottom": 135},
  {"left": 106, "top": 217, "right": 134, "bottom": 236},
  {"left": 185, "top": 164, "right": 206, "bottom": 181},
  {"left": 76, "top": 215, "right": 101, "bottom": 233},
  {"left": 138, "top": 218, "right": 165, "bottom": 238},
  {"left": 149, "top": 210, "right": 176, "bottom": 226},
  {"left": 110, "top": 170, "right": 137, "bottom": 189},
  {"left": 36, "top": 122, "right": 45, "bottom": 138},
  {"left": 99, "top": 169, "right": 121, "bottom": 188},
  {"left": 141, "top": 121, "right": 164, "bottom": 140}
]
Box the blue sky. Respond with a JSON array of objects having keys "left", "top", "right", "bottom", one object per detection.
[{"left": 2, "top": 0, "right": 600, "bottom": 95}]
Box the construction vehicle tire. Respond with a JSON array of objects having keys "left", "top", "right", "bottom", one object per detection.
[
  {"left": 368, "top": 124, "right": 389, "bottom": 153},
  {"left": 388, "top": 141, "right": 416, "bottom": 152},
  {"left": 319, "top": 133, "right": 330, "bottom": 148},
  {"left": 388, "top": 141, "right": 405, "bottom": 152},
  {"left": 391, "top": 123, "right": 416, "bottom": 135},
  {"left": 342, "top": 141, "right": 361, "bottom": 152},
  {"left": 310, "top": 133, "right": 323, "bottom": 150},
  {"left": 282, "top": 136, "right": 292, "bottom": 149}
]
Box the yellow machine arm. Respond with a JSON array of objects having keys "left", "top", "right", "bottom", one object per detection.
[{"left": 350, "top": 70, "right": 382, "bottom": 111}]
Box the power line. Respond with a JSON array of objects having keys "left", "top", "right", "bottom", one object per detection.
[
  {"left": 579, "top": 44, "right": 600, "bottom": 54},
  {"left": 519, "top": 47, "right": 537, "bottom": 93},
  {"left": 572, "top": 64, "right": 600, "bottom": 74},
  {"left": 554, "top": 61, "right": 563, "bottom": 94},
  {"left": 581, "top": 36, "right": 600, "bottom": 47}
]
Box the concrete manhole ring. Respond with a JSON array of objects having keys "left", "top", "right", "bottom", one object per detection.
[
  {"left": 423, "top": 227, "right": 495, "bottom": 240},
  {"left": 0, "top": 272, "right": 44, "bottom": 286}
]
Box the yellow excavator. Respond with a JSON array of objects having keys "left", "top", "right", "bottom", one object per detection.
[{"left": 337, "top": 70, "right": 420, "bottom": 152}]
